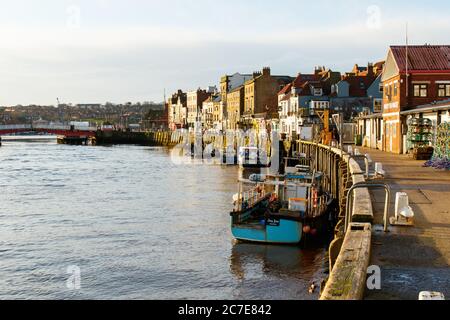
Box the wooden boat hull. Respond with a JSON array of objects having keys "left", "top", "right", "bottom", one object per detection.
[{"left": 231, "top": 219, "right": 303, "bottom": 244}]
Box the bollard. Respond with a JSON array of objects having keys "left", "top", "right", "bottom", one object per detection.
[
  {"left": 375, "top": 162, "right": 386, "bottom": 177},
  {"left": 391, "top": 192, "right": 415, "bottom": 226}
]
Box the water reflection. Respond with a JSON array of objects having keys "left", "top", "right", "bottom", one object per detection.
[
  {"left": 230, "top": 242, "right": 324, "bottom": 282},
  {"left": 0, "top": 139, "right": 328, "bottom": 300}
]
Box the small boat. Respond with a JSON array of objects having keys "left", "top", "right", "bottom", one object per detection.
[
  {"left": 57, "top": 135, "right": 89, "bottom": 145},
  {"left": 238, "top": 146, "right": 270, "bottom": 168},
  {"left": 230, "top": 156, "right": 332, "bottom": 245}
]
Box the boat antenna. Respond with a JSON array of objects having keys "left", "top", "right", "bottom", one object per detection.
[{"left": 405, "top": 22, "right": 409, "bottom": 101}]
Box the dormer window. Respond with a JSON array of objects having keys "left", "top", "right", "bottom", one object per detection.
[{"left": 313, "top": 88, "right": 323, "bottom": 96}]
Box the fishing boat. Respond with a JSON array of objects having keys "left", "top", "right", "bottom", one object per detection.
[
  {"left": 57, "top": 135, "right": 89, "bottom": 145},
  {"left": 230, "top": 156, "right": 333, "bottom": 244}
]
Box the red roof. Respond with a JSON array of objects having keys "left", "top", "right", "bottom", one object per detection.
[
  {"left": 278, "top": 83, "right": 292, "bottom": 95},
  {"left": 391, "top": 45, "right": 450, "bottom": 72},
  {"left": 292, "top": 73, "right": 321, "bottom": 87},
  {"left": 277, "top": 73, "right": 321, "bottom": 96}
]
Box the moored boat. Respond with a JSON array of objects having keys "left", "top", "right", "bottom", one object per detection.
[{"left": 230, "top": 156, "right": 332, "bottom": 245}]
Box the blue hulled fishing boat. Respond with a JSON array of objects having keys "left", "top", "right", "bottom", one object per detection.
[{"left": 230, "top": 156, "right": 332, "bottom": 245}]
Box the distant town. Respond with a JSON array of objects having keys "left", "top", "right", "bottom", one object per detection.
[{"left": 0, "top": 102, "right": 165, "bottom": 128}]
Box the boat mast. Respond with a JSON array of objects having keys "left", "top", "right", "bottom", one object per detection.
[{"left": 405, "top": 23, "right": 409, "bottom": 103}]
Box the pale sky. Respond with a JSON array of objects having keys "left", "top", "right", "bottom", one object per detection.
[{"left": 0, "top": 0, "right": 449, "bottom": 105}]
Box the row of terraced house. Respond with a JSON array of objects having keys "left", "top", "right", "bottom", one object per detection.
[
  {"left": 167, "top": 45, "right": 450, "bottom": 154},
  {"left": 167, "top": 64, "right": 383, "bottom": 131}
]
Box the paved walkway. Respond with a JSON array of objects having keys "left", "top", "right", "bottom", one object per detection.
[{"left": 358, "top": 148, "right": 450, "bottom": 300}]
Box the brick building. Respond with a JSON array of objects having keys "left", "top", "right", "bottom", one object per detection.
[
  {"left": 241, "top": 67, "right": 293, "bottom": 131},
  {"left": 381, "top": 45, "right": 450, "bottom": 153}
]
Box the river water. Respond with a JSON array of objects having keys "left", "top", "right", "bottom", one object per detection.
[{"left": 0, "top": 137, "right": 328, "bottom": 300}]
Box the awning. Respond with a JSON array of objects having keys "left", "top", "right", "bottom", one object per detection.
[{"left": 401, "top": 104, "right": 450, "bottom": 116}]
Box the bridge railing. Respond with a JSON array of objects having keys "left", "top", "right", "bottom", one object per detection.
[
  {"left": 0, "top": 124, "right": 97, "bottom": 132},
  {"left": 0, "top": 124, "right": 32, "bottom": 130},
  {"left": 33, "top": 124, "right": 98, "bottom": 131}
]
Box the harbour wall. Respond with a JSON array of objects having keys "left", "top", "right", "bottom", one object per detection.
[
  {"left": 93, "top": 130, "right": 184, "bottom": 147},
  {"left": 293, "top": 141, "right": 373, "bottom": 300}
]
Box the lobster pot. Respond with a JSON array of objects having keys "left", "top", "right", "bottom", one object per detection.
[{"left": 407, "top": 117, "right": 434, "bottom": 159}]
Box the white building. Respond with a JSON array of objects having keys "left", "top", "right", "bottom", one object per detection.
[{"left": 187, "top": 89, "right": 211, "bottom": 128}]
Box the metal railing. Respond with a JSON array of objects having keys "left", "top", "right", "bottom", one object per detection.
[
  {"left": 345, "top": 182, "right": 391, "bottom": 233},
  {"left": 296, "top": 141, "right": 341, "bottom": 200},
  {"left": 235, "top": 186, "right": 268, "bottom": 212}
]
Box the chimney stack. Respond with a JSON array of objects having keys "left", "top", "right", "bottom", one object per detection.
[
  {"left": 367, "top": 63, "right": 374, "bottom": 76},
  {"left": 262, "top": 67, "right": 271, "bottom": 76}
]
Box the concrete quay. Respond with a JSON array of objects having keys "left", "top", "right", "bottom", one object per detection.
[{"left": 360, "top": 148, "right": 450, "bottom": 300}]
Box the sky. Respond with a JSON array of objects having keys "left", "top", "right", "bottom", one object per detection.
[{"left": 0, "top": 0, "right": 449, "bottom": 105}]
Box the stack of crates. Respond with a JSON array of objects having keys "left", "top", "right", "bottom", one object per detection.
[{"left": 407, "top": 118, "right": 434, "bottom": 160}]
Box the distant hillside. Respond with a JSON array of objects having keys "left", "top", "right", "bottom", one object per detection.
[{"left": 0, "top": 102, "right": 165, "bottom": 125}]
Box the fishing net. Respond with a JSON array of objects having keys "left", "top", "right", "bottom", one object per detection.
[{"left": 423, "top": 122, "right": 450, "bottom": 170}]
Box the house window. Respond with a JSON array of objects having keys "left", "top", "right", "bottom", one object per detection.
[
  {"left": 393, "top": 82, "right": 398, "bottom": 97},
  {"left": 374, "top": 99, "right": 382, "bottom": 113},
  {"left": 386, "top": 85, "right": 392, "bottom": 101},
  {"left": 438, "top": 84, "right": 450, "bottom": 97},
  {"left": 414, "top": 84, "right": 428, "bottom": 97},
  {"left": 313, "top": 88, "right": 323, "bottom": 96}
]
